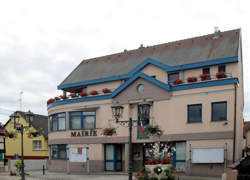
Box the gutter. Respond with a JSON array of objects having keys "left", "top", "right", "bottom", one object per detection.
[{"left": 233, "top": 83, "right": 237, "bottom": 162}]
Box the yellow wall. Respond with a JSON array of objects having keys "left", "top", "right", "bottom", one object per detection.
[{"left": 5, "top": 113, "right": 48, "bottom": 158}]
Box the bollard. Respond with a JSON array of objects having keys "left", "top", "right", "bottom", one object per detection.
[{"left": 43, "top": 165, "right": 45, "bottom": 175}]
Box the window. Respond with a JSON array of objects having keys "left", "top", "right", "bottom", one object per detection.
[
  {"left": 70, "top": 111, "right": 96, "bottom": 130},
  {"left": 202, "top": 67, "right": 210, "bottom": 74},
  {"left": 51, "top": 145, "right": 67, "bottom": 160},
  {"left": 33, "top": 140, "right": 42, "bottom": 150},
  {"left": 188, "top": 104, "right": 202, "bottom": 123},
  {"left": 168, "top": 72, "right": 179, "bottom": 83},
  {"left": 218, "top": 65, "right": 226, "bottom": 72},
  {"left": 50, "top": 113, "right": 66, "bottom": 131},
  {"left": 212, "top": 102, "right": 227, "bottom": 121}
]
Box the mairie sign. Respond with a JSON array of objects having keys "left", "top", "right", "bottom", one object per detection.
[{"left": 71, "top": 130, "right": 97, "bottom": 137}]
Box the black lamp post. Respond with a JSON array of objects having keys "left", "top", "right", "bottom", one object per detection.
[
  {"left": 10, "top": 110, "right": 34, "bottom": 180},
  {"left": 111, "top": 104, "right": 150, "bottom": 180}
]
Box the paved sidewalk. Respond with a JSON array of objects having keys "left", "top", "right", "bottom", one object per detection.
[{"left": 0, "top": 171, "right": 222, "bottom": 180}]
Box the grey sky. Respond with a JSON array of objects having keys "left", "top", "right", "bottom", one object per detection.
[{"left": 0, "top": 0, "right": 249, "bottom": 123}]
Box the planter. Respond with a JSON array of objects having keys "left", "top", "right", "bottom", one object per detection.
[
  {"left": 187, "top": 76, "right": 197, "bottom": 83},
  {"left": 103, "top": 127, "right": 116, "bottom": 136},
  {"left": 173, "top": 79, "right": 182, "bottom": 85},
  {"left": 90, "top": 90, "right": 98, "bottom": 95},
  {"left": 102, "top": 88, "right": 111, "bottom": 93},
  {"left": 79, "top": 92, "right": 87, "bottom": 97},
  {"left": 60, "top": 95, "right": 68, "bottom": 100},
  {"left": 199, "top": 74, "right": 210, "bottom": 81},
  {"left": 54, "top": 97, "right": 60, "bottom": 101},
  {"left": 216, "top": 72, "right": 226, "bottom": 79},
  {"left": 144, "top": 125, "right": 163, "bottom": 136},
  {"left": 145, "top": 164, "right": 172, "bottom": 179}
]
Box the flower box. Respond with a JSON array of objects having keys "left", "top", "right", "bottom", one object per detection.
[
  {"left": 27, "top": 131, "right": 40, "bottom": 138},
  {"left": 145, "top": 164, "right": 172, "bottom": 179},
  {"left": 199, "top": 74, "right": 210, "bottom": 81},
  {"left": 173, "top": 79, "right": 182, "bottom": 85},
  {"left": 79, "top": 92, "right": 87, "bottom": 97},
  {"left": 216, "top": 71, "right": 226, "bottom": 79},
  {"left": 69, "top": 93, "right": 77, "bottom": 98},
  {"left": 187, "top": 76, "right": 197, "bottom": 83},
  {"left": 54, "top": 97, "right": 60, "bottom": 101},
  {"left": 90, "top": 90, "right": 98, "bottom": 95},
  {"left": 144, "top": 125, "right": 163, "bottom": 136},
  {"left": 47, "top": 98, "right": 55, "bottom": 105},
  {"left": 102, "top": 127, "right": 116, "bottom": 136},
  {"left": 6, "top": 131, "right": 17, "bottom": 139},
  {"left": 102, "top": 88, "right": 111, "bottom": 93},
  {"left": 60, "top": 95, "right": 68, "bottom": 100}
]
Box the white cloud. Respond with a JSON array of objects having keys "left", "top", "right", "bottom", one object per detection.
[{"left": 0, "top": 0, "right": 250, "bottom": 123}]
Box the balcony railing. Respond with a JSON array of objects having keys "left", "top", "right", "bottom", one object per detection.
[{"left": 169, "top": 72, "right": 232, "bottom": 86}]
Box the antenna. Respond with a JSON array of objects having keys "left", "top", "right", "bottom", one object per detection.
[{"left": 19, "top": 91, "right": 23, "bottom": 111}]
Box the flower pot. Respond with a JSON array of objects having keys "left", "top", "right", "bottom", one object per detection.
[
  {"left": 145, "top": 164, "right": 172, "bottom": 179},
  {"left": 60, "top": 95, "right": 68, "bottom": 100},
  {"left": 90, "top": 90, "right": 98, "bottom": 95},
  {"left": 79, "top": 92, "right": 87, "bottom": 97},
  {"left": 69, "top": 93, "right": 77, "bottom": 98},
  {"left": 216, "top": 72, "right": 226, "bottom": 79},
  {"left": 47, "top": 98, "right": 55, "bottom": 105},
  {"left": 187, "top": 77, "right": 197, "bottom": 83},
  {"left": 54, "top": 97, "right": 60, "bottom": 101},
  {"left": 173, "top": 79, "right": 182, "bottom": 85},
  {"left": 102, "top": 88, "right": 111, "bottom": 93},
  {"left": 199, "top": 74, "right": 210, "bottom": 81}
]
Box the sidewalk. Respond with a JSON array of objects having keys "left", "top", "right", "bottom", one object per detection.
[{"left": 0, "top": 171, "right": 222, "bottom": 180}]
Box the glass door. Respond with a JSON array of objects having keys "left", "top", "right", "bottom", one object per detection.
[{"left": 104, "top": 144, "right": 123, "bottom": 171}]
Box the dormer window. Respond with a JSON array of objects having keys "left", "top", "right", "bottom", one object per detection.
[
  {"left": 168, "top": 72, "right": 179, "bottom": 83},
  {"left": 202, "top": 67, "right": 210, "bottom": 74},
  {"left": 218, "top": 65, "right": 226, "bottom": 72}
]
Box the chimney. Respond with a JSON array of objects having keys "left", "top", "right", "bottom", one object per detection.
[
  {"left": 213, "top": 26, "right": 220, "bottom": 39},
  {"left": 139, "top": 44, "right": 144, "bottom": 49}
]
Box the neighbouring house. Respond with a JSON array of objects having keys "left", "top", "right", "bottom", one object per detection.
[
  {"left": 0, "top": 124, "right": 5, "bottom": 172},
  {"left": 244, "top": 122, "right": 250, "bottom": 147},
  {"left": 47, "top": 28, "right": 244, "bottom": 176},
  {"left": 4, "top": 111, "right": 48, "bottom": 171}
]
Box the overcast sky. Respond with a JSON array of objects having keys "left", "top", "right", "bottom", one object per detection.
[{"left": 0, "top": 0, "right": 249, "bottom": 124}]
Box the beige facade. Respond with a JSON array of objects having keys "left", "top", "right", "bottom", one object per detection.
[{"left": 47, "top": 29, "right": 244, "bottom": 176}]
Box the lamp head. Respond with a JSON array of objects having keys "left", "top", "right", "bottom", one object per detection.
[{"left": 111, "top": 105, "right": 124, "bottom": 122}]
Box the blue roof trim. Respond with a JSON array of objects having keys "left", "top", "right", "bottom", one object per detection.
[
  {"left": 111, "top": 72, "right": 170, "bottom": 98},
  {"left": 171, "top": 78, "right": 238, "bottom": 91},
  {"left": 58, "top": 56, "right": 238, "bottom": 90},
  {"left": 49, "top": 77, "right": 238, "bottom": 109}
]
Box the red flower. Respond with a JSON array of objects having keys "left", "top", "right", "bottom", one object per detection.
[
  {"left": 161, "top": 160, "right": 164, "bottom": 164},
  {"left": 54, "top": 97, "right": 60, "bottom": 101},
  {"left": 69, "top": 93, "right": 77, "bottom": 98},
  {"left": 216, "top": 72, "right": 226, "bottom": 78},
  {"left": 146, "top": 160, "right": 153, "bottom": 165},
  {"left": 47, "top": 98, "right": 55, "bottom": 105},
  {"left": 79, "top": 92, "right": 87, "bottom": 97},
  {"left": 102, "top": 88, "right": 111, "bottom": 93},
  {"left": 60, "top": 95, "right": 68, "bottom": 100},
  {"left": 155, "top": 161, "right": 160, "bottom": 164},
  {"left": 187, "top": 76, "right": 197, "bottom": 83},
  {"left": 199, "top": 74, "right": 210, "bottom": 81},
  {"left": 90, "top": 90, "right": 98, "bottom": 95},
  {"left": 173, "top": 79, "right": 182, "bottom": 85}
]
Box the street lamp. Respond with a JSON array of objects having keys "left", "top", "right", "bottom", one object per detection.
[
  {"left": 10, "top": 110, "right": 34, "bottom": 180},
  {"left": 111, "top": 104, "right": 150, "bottom": 180}
]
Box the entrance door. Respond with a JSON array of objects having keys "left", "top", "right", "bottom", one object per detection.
[{"left": 104, "top": 144, "right": 122, "bottom": 171}]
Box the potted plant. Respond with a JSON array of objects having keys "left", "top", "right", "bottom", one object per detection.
[
  {"left": 79, "top": 92, "right": 87, "bottom": 97},
  {"left": 6, "top": 131, "right": 17, "bottom": 139},
  {"left": 69, "top": 93, "right": 77, "bottom": 98},
  {"left": 173, "top": 79, "right": 182, "bottom": 85},
  {"left": 216, "top": 71, "right": 226, "bottom": 79},
  {"left": 199, "top": 74, "right": 210, "bottom": 81},
  {"left": 102, "top": 127, "right": 116, "bottom": 136},
  {"left": 187, "top": 76, "right": 197, "bottom": 83},
  {"left": 144, "top": 125, "right": 163, "bottom": 136},
  {"left": 47, "top": 98, "right": 55, "bottom": 105},
  {"left": 60, "top": 95, "right": 68, "bottom": 100},
  {"left": 90, "top": 90, "right": 98, "bottom": 95},
  {"left": 54, "top": 96, "right": 60, "bottom": 101},
  {"left": 102, "top": 88, "right": 111, "bottom": 93}
]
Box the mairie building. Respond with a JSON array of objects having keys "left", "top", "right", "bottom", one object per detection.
[{"left": 47, "top": 29, "right": 244, "bottom": 176}]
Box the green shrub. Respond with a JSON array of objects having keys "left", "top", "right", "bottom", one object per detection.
[{"left": 14, "top": 160, "right": 24, "bottom": 175}]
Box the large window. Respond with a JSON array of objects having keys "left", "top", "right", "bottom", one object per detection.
[
  {"left": 70, "top": 111, "right": 96, "bottom": 130},
  {"left": 168, "top": 72, "right": 179, "bottom": 83},
  {"left": 187, "top": 104, "right": 202, "bottom": 123},
  {"left": 218, "top": 65, "right": 226, "bottom": 72},
  {"left": 51, "top": 145, "right": 67, "bottom": 160},
  {"left": 202, "top": 67, "right": 210, "bottom": 74},
  {"left": 212, "top": 102, "right": 227, "bottom": 121},
  {"left": 33, "top": 140, "right": 42, "bottom": 150},
  {"left": 50, "top": 113, "right": 66, "bottom": 131}
]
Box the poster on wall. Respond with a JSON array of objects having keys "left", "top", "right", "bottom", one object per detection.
[
  {"left": 191, "top": 147, "right": 224, "bottom": 163},
  {"left": 69, "top": 147, "right": 87, "bottom": 162}
]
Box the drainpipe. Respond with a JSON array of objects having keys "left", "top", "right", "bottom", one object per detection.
[{"left": 233, "top": 83, "right": 237, "bottom": 163}]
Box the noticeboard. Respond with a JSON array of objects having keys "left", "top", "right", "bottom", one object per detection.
[{"left": 69, "top": 147, "right": 87, "bottom": 162}]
